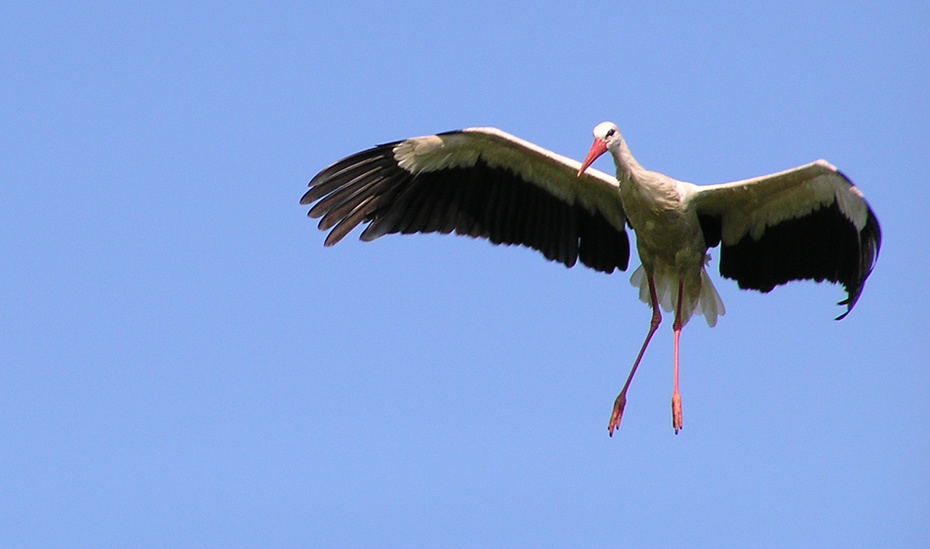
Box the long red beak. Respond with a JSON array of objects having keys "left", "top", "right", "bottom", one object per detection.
[{"left": 577, "top": 137, "right": 608, "bottom": 176}]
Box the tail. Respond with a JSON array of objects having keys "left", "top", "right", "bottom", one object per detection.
[
  {"left": 697, "top": 268, "right": 725, "bottom": 327},
  {"left": 630, "top": 266, "right": 726, "bottom": 328}
]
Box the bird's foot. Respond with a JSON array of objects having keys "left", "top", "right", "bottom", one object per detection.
[
  {"left": 671, "top": 393, "right": 682, "bottom": 434},
  {"left": 608, "top": 393, "right": 627, "bottom": 437}
]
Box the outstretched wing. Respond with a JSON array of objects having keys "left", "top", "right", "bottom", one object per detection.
[
  {"left": 301, "top": 127, "right": 630, "bottom": 273},
  {"left": 689, "top": 160, "right": 881, "bottom": 319}
]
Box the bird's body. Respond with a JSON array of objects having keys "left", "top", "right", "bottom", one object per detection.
[
  {"left": 610, "top": 144, "right": 723, "bottom": 329},
  {"left": 301, "top": 122, "right": 881, "bottom": 435}
]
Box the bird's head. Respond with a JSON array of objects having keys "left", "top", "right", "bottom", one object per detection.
[{"left": 578, "top": 121, "right": 622, "bottom": 176}]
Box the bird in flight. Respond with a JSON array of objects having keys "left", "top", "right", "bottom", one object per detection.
[{"left": 300, "top": 122, "right": 881, "bottom": 436}]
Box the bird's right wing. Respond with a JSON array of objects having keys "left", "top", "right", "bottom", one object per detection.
[{"left": 301, "top": 128, "right": 630, "bottom": 273}]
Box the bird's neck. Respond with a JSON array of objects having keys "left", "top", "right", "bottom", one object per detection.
[{"left": 610, "top": 139, "right": 645, "bottom": 188}]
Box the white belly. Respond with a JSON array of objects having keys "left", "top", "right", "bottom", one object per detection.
[{"left": 620, "top": 178, "right": 725, "bottom": 327}]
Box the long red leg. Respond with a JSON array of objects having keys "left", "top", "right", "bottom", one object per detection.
[
  {"left": 671, "top": 280, "right": 684, "bottom": 434},
  {"left": 608, "top": 273, "right": 661, "bottom": 437}
]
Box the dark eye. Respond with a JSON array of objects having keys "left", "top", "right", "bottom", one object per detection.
[{"left": 606, "top": 129, "right": 616, "bottom": 138}]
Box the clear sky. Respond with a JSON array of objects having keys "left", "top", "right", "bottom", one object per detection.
[{"left": 2, "top": 1, "right": 927, "bottom": 547}]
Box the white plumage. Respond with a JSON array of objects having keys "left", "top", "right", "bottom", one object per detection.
[{"left": 301, "top": 121, "right": 881, "bottom": 436}]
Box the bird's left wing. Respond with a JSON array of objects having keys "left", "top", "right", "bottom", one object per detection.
[
  {"left": 687, "top": 160, "right": 881, "bottom": 319},
  {"left": 301, "top": 128, "right": 630, "bottom": 273}
]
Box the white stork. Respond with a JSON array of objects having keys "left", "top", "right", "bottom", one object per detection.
[{"left": 300, "top": 122, "right": 881, "bottom": 436}]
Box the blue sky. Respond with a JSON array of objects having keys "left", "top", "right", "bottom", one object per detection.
[{"left": 2, "top": 1, "right": 928, "bottom": 546}]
